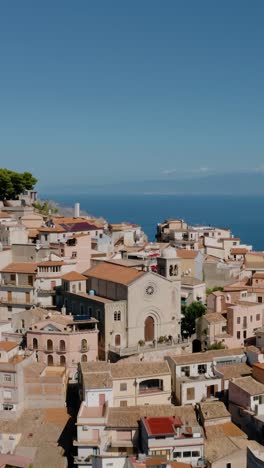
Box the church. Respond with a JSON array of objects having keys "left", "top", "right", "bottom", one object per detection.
[{"left": 60, "top": 247, "right": 182, "bottom": 359}]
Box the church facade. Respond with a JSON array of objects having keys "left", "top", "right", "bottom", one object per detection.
[{"left": 59, "top": 248, "right": 182, "bottom": 359}]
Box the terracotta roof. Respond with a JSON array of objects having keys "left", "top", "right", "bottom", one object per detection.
[
  {"left": 142, "top": 416, "right": 183, "bottom": 436},
  {"left": 83, "top": 372, "right": 113, "bottom": 390},
  {"left": 199, "top": 401, "right": 230, "bottom": 420},
  {"left": 0, "top": 341, "right": 18, "bottom": 352},
  {"left": 28, "top": 229, "right": 39, "bottom": 238},
  {"left": 230, "top": 248, "right": 248, "bottom": 255},
  {"left": 216, "top": 363, "right": 252, "bottom": 380},
  {"left": 60, "top": 221, "right": 100, "bottom": 232},
  {"left": 83, "top": 262, "right": 145, "bottom": 285},
  {"left": 61, "top": 271, "right": 87, "bottom": 281},
  {"left": 106, "top": 405, "right": 196, "bottom": 429},
  {"left": 206, "top": 422, "right": 247, "bottom": 440},
  {"left": 111, "top": 361, "right": 170, "bottom": 379},
  {"left": 0, "top": 262, "right": 37, "bottom": 274},
  {"left": 204, "top": 313, "right": 226, "bottom": 323},
  {"left": 38, "top": 261, "right": 65, "bottom": 267},
  {"left": 169, "top": 348, "right": 245, "bottom": 365},
  {"left": 0, "top": 212, "right": 11, "bottom": 218},
  {"left": 253, "top": 273, "right": 264, "bottom": 279},
  {"left": 39, "top": 225, "right": 66, "bottom": 232},
  {"left": 231, "top": 376, "right": 264, "bottom": 395},
  {"left": 176, "top": 250, "right": 199, "bottom": 259}
]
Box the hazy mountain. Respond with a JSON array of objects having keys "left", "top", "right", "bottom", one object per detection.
[{"left": 40, "top": 172, "right": 264, "bottom": 196}]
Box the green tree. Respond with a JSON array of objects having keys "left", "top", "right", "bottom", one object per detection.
[
  {"left": 0, "top": 168, "right": 37, "bottom": 200},
  {"left": 208, "top": 341, "right": 226, "bottom": 350},
  {"left": 206, "top": 286, "right": 224, "bottom": 295},
  {"left": 181, "top": 301, "right": 206, "bottom": 337}
]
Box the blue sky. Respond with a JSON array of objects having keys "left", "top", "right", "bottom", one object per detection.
[{"left": 1, "top": 1, "right": 264, "bottom": 190}]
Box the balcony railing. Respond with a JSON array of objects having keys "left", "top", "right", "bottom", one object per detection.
[
  {"left": 73, "top": 437, "right": 101, "bottom": 447},
  {"left": 0, "top": 297, "right": 36, "bottom": 306},
  {"left": 138, "top": 387, "right": 163, "bottom": 395}
]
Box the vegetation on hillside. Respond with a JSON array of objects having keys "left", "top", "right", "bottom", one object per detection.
[
  {"left": 181, "top": 301, "right": 206, "bottom": 337},
  {"left": 33, "top": 200, "right": 58, "bottom": 216},
  {"left": 0, "top": 168, "right": 37, "bottom": 201}
]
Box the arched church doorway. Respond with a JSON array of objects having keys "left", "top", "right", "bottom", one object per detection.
[{"left": 144, "top": 316, "right": 155, "bottom": 342}]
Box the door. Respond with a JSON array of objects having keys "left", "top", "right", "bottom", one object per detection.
[
  {"left": 25, "top": 292, "right": 30, "bottom": 304},
  {"left": 99, "top": 393, "right": 105, "bottom": 406},
  {"left": 115, "top": 334, "right": 121, "bottom": 346},
  {"left": 28, "top": 275, "right": 33, "bottom": 286},
  {"left": 7, "top": 291, "right": 12, "bottom": 302},
  {"left": 144, "top": 316, "right": 155, "bottom": 342}
]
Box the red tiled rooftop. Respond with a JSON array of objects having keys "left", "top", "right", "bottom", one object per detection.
[{"left": 142, "top": 416, "right": 182, "bottom": 436}]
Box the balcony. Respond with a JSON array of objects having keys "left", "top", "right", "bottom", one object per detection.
[
  {"left": 57, "top": 347, "right": 66, "bottom": 354},
  {"left": 0, "top": 296, "right": 36, "bottom": 306},
  {"left": 73, "top": 437, "right": 101, "bottom": 447}
]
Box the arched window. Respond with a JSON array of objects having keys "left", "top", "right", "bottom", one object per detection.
[
  {"left": 60, "top": 355, "right": 66, "bottom": 366},
  {"left": 59, "top": 340, "right": 65, "bottom": 352},
  {"left": 81, "top": 354, "right": 87, "bottom": 363},
  {"left": 33, "top": 338, "right": 38, "bottom": 350},
  {"left": 81, "top": 339, "right": 87, "bottom": 351},
  {"left": 47, "top": 355, "right": 53, "bottom": 366},
  {"left": 47, "top": 339, "right": 53, "bottom": 352},
  {"left": 115, "top": 334, "right": 121, "bottom": 347}
]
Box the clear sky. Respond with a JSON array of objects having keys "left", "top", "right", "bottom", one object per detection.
[{"left": 1, "top": 1, "right": 264, "bottom": 190}]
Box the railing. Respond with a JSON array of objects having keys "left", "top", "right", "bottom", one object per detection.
[
  {"left": 138, "top": 387, "right": 163, "bottom": 394},
  {"left": 108, "top": 337, "right": 190, "bottom": 357},
  {"left": 80, "top": 346, "right": 89, "bottom": 353},
  {"left": 0, "top": 297, "right": 36, "bottom": 305},
  {"left": 57, "top": 347, "right": 66, "bottom": 354}
]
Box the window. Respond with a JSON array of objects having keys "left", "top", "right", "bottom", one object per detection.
[
  {"left": 192, "top": 451, "right": 200, "bottom": 457},
  {"left": 33, "top": 338, "right": 38, "bottom": 350},
  {"left": 79, "top": 282, "right": 82, "bottom": 291},
  {"left": 8, "top": 306, "right": 12, "bottom": 312},
  {"left": 82, "top": 426, "right": 89, "bottom": 431},
  {"left": 258, "top": 297, "right": 263, "bottom": 303},
  {"left": 3, "top": 404, "right": 13, "bottom": 411},
  {"left": 72, "top": 251, "right": 77, "bottom": 258},
  {"left": 250, "top": 315, "right": 253, "bottom": 322},
  {"left": 10, "top": 274, "right": 15, "bottom": 282},
  {"left": 257, "top": 314, "right": 261, "bottom": 321},
  {"left": 237, "top": 317, "right": 240, "bottom": 324},
  {"left": 187, "top": 387, "right": 195, "bottom": 401},
  {"left": 198, "top": 364, "right": 207, "bottom": 374},
  {"left": 181, "top": 366, "right": 190, "bottom": 377},
  {"left": 183, "top": 452, "right": 191, "bottom": 458},
  {"left": 120, "top": 400, "right": 127, "bottom": 407},
  {"left": 114, "top": 311, "right": 121, "bottom": 321},
  {"left": 81, "top": 355, "right": 87, "bottom": 362},
  {"left": 120, "top": 383, "right": 127, "bottom": 391},
  {"left": 237, "top": 331, "right": 241, "bottom": 339},
  {"left": 4, "top": 374, "right": 11, "bottom": 382},
  {"left": 173, "top": 452, "right": 182, "bottom": 459},
  {"left": 243, "top": 330, "right": 247, "bottom": 339},
  {"left": 226, "top": 464, "right": 231, "bottom": 468},
  {"left": 3, "top": 390, "right": 12, "bottom": 400},
  {"left": 81, "top": 339, "right": 88, "bottom": 351}
]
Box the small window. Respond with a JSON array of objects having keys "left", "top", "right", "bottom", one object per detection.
[
  {"left": 181, "top": 366, "right": 190, "bottom": 377},
  {"left": 183, "top": 451, "right": 191, "bottom": 458},
  {"left": 4, "top": 374, "right": 11, "bottom": 382},
  {"left": 237, "top": 331, "right": 241, "bottom": 339},
  {"left": 198, "top": 364, "right": 207, "bottom": 374},
  {"left": 173, "top": 452, "right": 182, "bottom": 459},
  {"left": 120, "top": 383, "right": 127, "bottom": 391},
  {"left": 257, "top": 314, "right": 261, "bottom": 321},
  {"left": 243, "top": 330, "right": 247, "bottom": 339},
  {"left": 186, "top": 387, "right": 195, "bottom": 400},
  {"left": 237, "top": 317, "right": 240, "bottom": 324},
  {"left": 10, "top": 274, "right": 15, "bottom": 281},
  {"left": 250, "top": 315, "right": 253, "bottom": 322},
  {"left": 120, "top": 400, "right": 127, "bottom": 407},
  {"left": 114, "top": 311, "right": 121, "bottom": 321},
  {"left": 192, "top": 451, "right": 200, "bottom": 457},
  {"left": 226, "top": 464, "right": 231, "bottom": 468},
  {"left": 8, "top": 306, "right": 12, "bottom": 312},
  {"left": 258, "top": 297, "right": 263, "bottom": 303}
]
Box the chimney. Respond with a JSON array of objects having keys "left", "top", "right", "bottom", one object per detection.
[{"left": 74, "top": 203, "right": 80, "bottom": 218}]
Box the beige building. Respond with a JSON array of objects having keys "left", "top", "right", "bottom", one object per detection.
[{"left": 60, "top": 248, "right": 182, "bottom": 359}]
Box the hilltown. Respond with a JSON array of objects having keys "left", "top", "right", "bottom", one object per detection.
[{"left": 0, "top": 191, "right": 264, "bottom": 468}]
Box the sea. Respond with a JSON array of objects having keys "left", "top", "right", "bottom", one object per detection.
[{"left": 42, "top": 193, "right": 264, "bottom": 251}]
